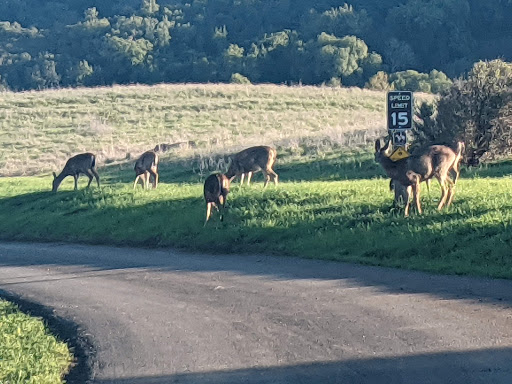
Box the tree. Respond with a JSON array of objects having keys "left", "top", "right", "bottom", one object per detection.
[
  {"left": 141, "top": 0, "right": 160, "bottom": 16},
  {"left": 414, "top": 59, "right": 512, "bottom": 165}
]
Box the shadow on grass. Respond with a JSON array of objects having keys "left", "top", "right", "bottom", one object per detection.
[
  {"left": 1, "top": 185, "right": 512, "bottom": 301},
  {"left": 91, "top": 348, "right": 512, "bottom": 384},
  {"left": 97, "top": 150, "right": 384, "bottom": 186}
]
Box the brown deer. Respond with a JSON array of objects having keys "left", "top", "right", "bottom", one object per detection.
[
  {"left": 375, "top": 140, "right": 463, "bottom": 216},
  {"left": 226, "top": 146, "right": 278, "bottom": 188},
  {"left": 52, "top": 153, "right": 100, "bottom": 192},
  {"left": 203, "top": 173, "right": 230, "bottom": 226},
  {"left": 134, "top": 151, "right": 159, "bottom": 189}
]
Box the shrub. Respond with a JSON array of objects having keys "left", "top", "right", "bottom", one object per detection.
[
  {"left": 414, "top": 59, "right": 512, "bottom": 164},
  {"left": 230, "top": 72, "right": 251, "bottom": 84},
  {"left": 389, "top": 69, "right": 452, "bottom": 93}
]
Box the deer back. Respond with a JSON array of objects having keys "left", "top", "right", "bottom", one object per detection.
[
  {"left": 375, "top": 139, "right": 457, "bottom": 185},
  {"left": 408, "top": 145, "right": 457, "bottom": 181},
  {"left": 135, "top": 151, "right": 158, "bottom": 174},
  {"left": 204, "top": 173, "right": 230, "bottom": 203},
  {"left": 226, "top": 146, "right": 276, "bottom": 177},
  {"left": 61, "top": 153, "right": 96, "bottom": 176}
]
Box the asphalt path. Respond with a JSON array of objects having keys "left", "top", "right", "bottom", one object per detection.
[{"left": 1, "top": 242, "right": 512, "bottom": 383}]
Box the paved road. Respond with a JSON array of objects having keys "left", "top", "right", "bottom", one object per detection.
[{"left": 1, "top": 242, "right": 512, "bottom": 384}]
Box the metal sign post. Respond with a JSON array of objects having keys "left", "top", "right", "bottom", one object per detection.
[{"left": 387, "top": 91, "right": 413, "bottom": 161}]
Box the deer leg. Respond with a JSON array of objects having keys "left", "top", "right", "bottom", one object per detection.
[
  {"left": 413, "top": 179, "right": 422, "bottom": 215},
  {"left": 73, "top": 174, "right": 78, "bottom": 190},
  {"left": 404, "top": 196, "right": 410, "bottom": 217},
  {"left": 204, "top": 202, "right": 212, "bottom": 226},
  {"left": 246, "top": 172, "right": 253, "bottom": 186},
  {"left": 91, "top": 168, "right": 100, "bottom": 188},
  {"left": 144, "top": 171, "right": 151, "bottom": 190},
  {"left": 269, "top": 169, "right": 278, "bottom": 185},
  {"left": 262, "top": 171, "right": 271, "bottom": 188},
  {"left": 218, "top": 195, "right": 225, "bottom": 221},
  {"left": 148, "top": 169, "right": 158, "bottom": 189},
  {"left": 239, "top": 173, "right": 245, "bottom": 186},
  {"left": 141, "top": 173, "right": 147, "bottom": 190},
  {"left": 86, "top": 171, "right": 93, "bottom": 188},
  {"left": 134, "top": 175, "right": 140, "bottom": 189},
  {"left": 445, "top": 178, "right": 456, "bottom": 207},
  {"left": 437, "top": 177, "right": 448, "bottom": 210}
]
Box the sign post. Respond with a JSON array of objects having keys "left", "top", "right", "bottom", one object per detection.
[{"left": 387, "top": 91, "right": 413, "bottom": 160}]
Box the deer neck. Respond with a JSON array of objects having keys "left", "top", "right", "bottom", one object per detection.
[{"left": 379, "top": 156, "right": 410, "bottom": 184}]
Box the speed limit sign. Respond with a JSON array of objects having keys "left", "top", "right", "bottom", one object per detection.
[{"left": 387, "top": 91, "right": 413, "bottom": 130}]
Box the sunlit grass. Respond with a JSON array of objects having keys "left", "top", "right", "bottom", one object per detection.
[
  {"left": 1, "top": 168, "right": 511, "bottom": 279},
  {"left": 0, "top": 300, "right": 73, "bottom": 384}
]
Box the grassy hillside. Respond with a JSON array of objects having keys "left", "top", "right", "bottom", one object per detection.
[
  {"left": 0, "top": 84, "right": 396, "bottom": 177},
  {"left": 1, "top": 84, "right": 511, "bottom": 279}
]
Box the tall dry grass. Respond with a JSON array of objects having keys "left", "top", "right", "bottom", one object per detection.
[{"left": 0, "top": 83, "right": 424, "bottom": 176}]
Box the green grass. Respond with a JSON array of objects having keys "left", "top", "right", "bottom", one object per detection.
[
  {"left": 1, "top": 151, "right": 512, "bottom": 279},
  {"left": 0, "top": 300, "right": 73, "bottom": 384}
]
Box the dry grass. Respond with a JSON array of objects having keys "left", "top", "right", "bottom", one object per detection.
[{"left": 1, "top": 83, "right": 393, "bottom": 176}]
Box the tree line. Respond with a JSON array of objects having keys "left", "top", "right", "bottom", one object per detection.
[{"left": 0, "top": 0, "right": 511, "bottom": 92}]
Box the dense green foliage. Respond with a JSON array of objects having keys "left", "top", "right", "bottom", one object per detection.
[
  {"left": 1, "top": 0, "right": 511, "bottom": 91},
  {"left": 414, "top": 59, "right": 512, "bottom": 164},
  {"left": 0, "top": 300, "right": 72, "bottom": 383}
]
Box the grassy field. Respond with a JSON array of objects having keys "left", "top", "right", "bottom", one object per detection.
[
  {"left": 0, "top": 300, "right": 73, "bottom": 383},
  {"left": 0, "top": 83, "right": 511, "bottom": 380},
  {"left": 0, "top": 84, "right": 399, "bottom": 177},
  {"left": 0, "top": 83, "right": 511, "bottom": 280}
]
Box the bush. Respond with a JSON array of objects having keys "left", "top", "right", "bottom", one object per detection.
[
  {"left": 365, "top": 71, "right": 390, "bottom": 90},
  {"left": 389, "top": 69, "right": 452, "bottom": 93},
  {"left": 414, "top": 59, "right": 512, "bottom": 165},
  {"left": 230, "top": 73, "right": 251, "bottom": 84}
]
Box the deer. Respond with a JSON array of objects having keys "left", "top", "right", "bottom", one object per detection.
[
  {"left": 203, "top": 173, "right": 230, "bottom": 226},
  {"left": 375, "top": 140, "right": 464, "bottom": 217},
  {"left": 226, "top": 146, "right": 278, "bottom": 188},
  {"left": 52, "top": 153, "right": 100, "bottom": 192},
  {"left": 134, "top": 151, "right": 159, "bottom": 189}
]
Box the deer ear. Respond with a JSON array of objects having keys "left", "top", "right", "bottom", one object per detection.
[
  {"left": 384, "top": 139, "right": 393, "bottom": 155},
  {"left": 52, "top": 172, "right": 57, "bottom": 179},
  {"left": 375, "top": 139, "right": 381, "bottom": 152}
]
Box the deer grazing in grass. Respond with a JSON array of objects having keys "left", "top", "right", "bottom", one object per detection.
[
  {"left": 203, "top": 173, "right": 230, "bottom": 226},
  {"left": 134, "top": 151, "right": 159, "bottom": 189},
  {"left": 375, "top": 140, "right": 464, "bottom": 216},
  {"left": 52, "top": 153, "right": 100, "bottom": 192},
  {"left": 226, "top": 146, "right": 278, "bottom": 188}
]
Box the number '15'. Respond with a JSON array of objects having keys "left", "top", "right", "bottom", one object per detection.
[{"left": 391, "top": 111, "right": 409, "bottom": 127}]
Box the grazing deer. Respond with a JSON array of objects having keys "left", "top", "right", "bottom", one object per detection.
[
  {"left": 226, "top": 146, "right": 278, "bottom": 188},
  {"left": 375, "top": 140, "right": 463, "bottom": 216},
  {"left": 134, "top": 151, "right": 159, "bottom": 189},
  {"left": 203, "top": 173, "right": 230, "bottom": 225},
  {"left": 52, "top": 153, "right": 100, "bottom": 192}
]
